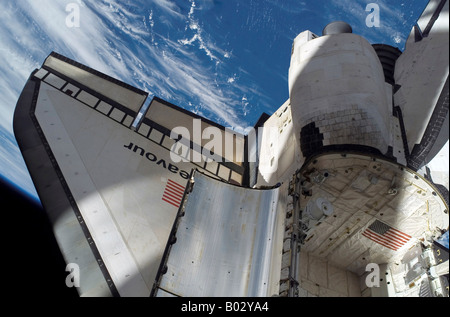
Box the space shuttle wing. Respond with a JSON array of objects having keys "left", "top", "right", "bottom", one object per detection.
[
  {"left": 393, "top": 0, "right": 449, "bottom": 171},
  {"left": 13, "top": 53, "right": 247, "bottom": 296}
]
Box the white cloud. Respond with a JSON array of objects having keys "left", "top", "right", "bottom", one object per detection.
[
  {"left": 178, "top": 0, "right": 221, "bottom": 63},
  {"left": 0, "top": 0, "right": 255, "bottom": 189},
  {"left": 152, "top": 0, "right": 184, "bottom": 19},
  {"left": 393, "top": 34, "right": 402, "bottom": 44},
  {"left": 1, "top": 0, "right": 249, "bottom": 129}
]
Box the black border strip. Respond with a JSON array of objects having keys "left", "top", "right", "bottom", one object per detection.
[{"left": 14, "top": 73, "right": 120, "bottom": 297}]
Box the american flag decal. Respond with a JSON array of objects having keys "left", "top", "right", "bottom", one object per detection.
[
  {"left": 362, "top": 220, "right": 412, "bottom": 251},
  {"left": 162, "top": 179, "right": 185, "bottom": 208}
]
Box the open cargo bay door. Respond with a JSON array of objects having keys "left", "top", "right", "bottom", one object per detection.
[{"left": 152, "top": 171, "right": 286, "bottom": 297}]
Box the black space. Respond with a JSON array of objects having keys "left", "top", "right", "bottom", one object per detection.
[{"left": 0, "top": 176, "right": 79, "bottom": 298}]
